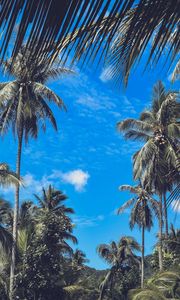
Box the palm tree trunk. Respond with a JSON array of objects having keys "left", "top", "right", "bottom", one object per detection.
[
  {"left": 163, "top": 192, "right": 168, "bottom": 238},
  {"left": 158, "top": 193, "right": 163, "bottom": 271},
  {"left": 9, "top": 128, "right": 23, "bottom": 300},
  {"left": 141, "top": 225, "right": 145, "bottom": 288}
]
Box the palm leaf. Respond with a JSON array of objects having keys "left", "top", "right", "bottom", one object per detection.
[
  {"left": 128, "top": 288, "right": 167, "bottom": 300},
  {"left": 0, "top": 225, "right": 13, "bottom": 254},
  {"left": 117, "top": 119, "right": 152, "bottom": 132},
  {"left": 32, "top": 82, "right": 66, "bottom": 110},
  {"left": 117, "top": 197, "right": 136, "bottom": 214},
  {"left": 0, "top": 163, "right": 21, "bottom": 186},
  {"left": 171, "top": 59, "right": 180, "bottom": 83},
  {"left": 63, "top": 285, "right": 85, "bottom": 295},
  {"left": 124, "top": 130, "right": 152, "bottom": 141},
  {"left": 1, "top": 1, "right": 179, "bottom": 86},
  {"left": 119, "top": 185, "right": 139, "bottom": 194}
]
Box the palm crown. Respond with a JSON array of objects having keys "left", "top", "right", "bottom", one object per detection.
[
  {"left": 118, "top": 81, "right": 180, "bottom": 191},
  {"left": 98, "top": 236, "right": 140, "bottom": 269},
  {"left": 0, "top": 46, "right": 73, "bottom": 141},
  {"left": 34, "top": 185, "right": 74, "bottom": 215},
  {"left": 118, "top": 185, "right": 159, "bottom": 230}
]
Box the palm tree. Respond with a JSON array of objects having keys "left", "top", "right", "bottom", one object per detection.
[
  {"left": 34, "top": 185, "right": 77, "bottom": 255},
  {"left": 34, "top": 185, "right": 74, "bottom": 215},
  {"left": 0, "top": 46, "right": 73, "bottom": 299},
  {"left": 97, "top": 236, "right": 141, "bottom": 299},
  {"left": 117, "top": 81, "right": 180, "bottom": 270},
  {"left": 71, "top": 249, "right": 88, "bottom": 270},
  {"left": 64, "top": 249, "right": 89, "bottom": 286},
  {"left": 117, "top": 185, "right": 159, "bottom": 288}
]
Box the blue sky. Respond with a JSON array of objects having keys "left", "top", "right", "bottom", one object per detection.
[{"left": 0, "top": 54, "right": 179, "bottom": 269}]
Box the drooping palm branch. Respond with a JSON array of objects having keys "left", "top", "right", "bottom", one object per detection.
[
  {"left": 0, "top": 163, "right": 20, "bottom": 186},
  {"left": 0, "top": 0, "right": 179, "bottom": 85},
  {"left": 167, "top": 183, "right": 180, "bottom": 211}
]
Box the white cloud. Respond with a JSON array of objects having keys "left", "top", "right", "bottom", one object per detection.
[
  {"left": 23, "top": 173, "right": 53, "bottom": 194},
  {"left": 48, "top": 169, "right": 90, "bottom": 192},
  {"left": 60, "top": 169, "right": 90, "bottom": 192},
  {"left": 73, "top": 214, "right": 105, "bottom": 227},
  {"left": 0, "top": 168, "right": 90, "bottom": 200},
  {"left": 77, "top": 95, "right": 103, "bottom": 110}
]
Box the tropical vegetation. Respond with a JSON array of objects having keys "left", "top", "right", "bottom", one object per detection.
[{"left": 0, "top": 1, "right": 179, "bottom": 299}]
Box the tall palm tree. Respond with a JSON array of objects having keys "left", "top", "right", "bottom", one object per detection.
[
  {"left": 97, "top": 236, "right": 140, "bottom": 300},
  {"left": 117, "top": 81, "right": 180, "bottom": 270},
  {"left": 117, "top": 185, "right": 159, "bottom": 288},
  {"left": 0, "top": 46, "right": 73, "bottom": 299},
  {"left": 34, "top": 184, "right": 74, "bottom": 215}
]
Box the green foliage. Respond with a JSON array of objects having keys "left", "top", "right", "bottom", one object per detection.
[
  {"left": 16, "top": 208, "right": 77, "bottom": 299},
  {"left": 97, "top": 237, "right": 141, "bottom": 299},
  {"left": 128, "top": 271, "right": 180, "bottom": 300},
  {"left": 0, "top": 163, "right": 20, "bottom": 187}
]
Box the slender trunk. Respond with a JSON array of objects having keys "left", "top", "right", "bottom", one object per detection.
[
  {"left": 158, "top": 193, "right": 163, "bottom": 271},
  {"left": 163, "top": 192, "right": 168, "bottom": 238},
  {"left": 9, "top": 129, "right": 23, "bottom": 300},
  {"left": 141, "top": 225, "right": 145, "bottom": 289}
]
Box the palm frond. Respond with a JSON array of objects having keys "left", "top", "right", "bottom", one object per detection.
[
  {"left": 119, "top": 185, "right": 138, "bottom": 194},
  {"left": 0, "top": 163, "right": 21, "bottom": 186},
  {"left": 124, "top": 130, "right": 151, "bottom": 141},
  {"left": 133, "top": 139, "right": 157, "bottom": 180},
  {"left": 63, "top": 285, "right": 85, "bottom": 295},
  {"left": 97, "top": 244, "right": 113, "bottom": 264},
  {"left": 140, "top": 111, "right": 154, "bottom": 122},
  {"left": 35, "top": 95, "right": 58, "bottom": 131},
  {"left": 171, "top": 59, "right": 180, "bottom": 83},
  {"left": 34, "top": 194, "right": 46, "bottom": 208},
  {"left": 117, "top": 198, "right": 136, "bottom": 214},
  {"left": 0, "top": 225, "right": 13, "bottom": 254},
  {"left": 152, "top": 81, "right": 166, "bottom": 113},
  {"left": 32, "top": 82, "right": 66, "bottom": 110},
  {"left": 128, "top": 288, "right": 166, "bottom": 300},
  {"left": 17, "top": 228, "right": 30, "bottom": 255},
  {"left": 167, "top": 183, "right": 180, "bottom": 209},
  {"left": 45, "top": 67, "right": 75, "bottom": 80},
  {"left": 0, "top": 1, "right": 179, "bottom": 86},
  {"left": 60, "top": 232, "right": 78, "bottom": 245},
  {"left": 117, "top": 119, "right": 152, "bottom": 133}
]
